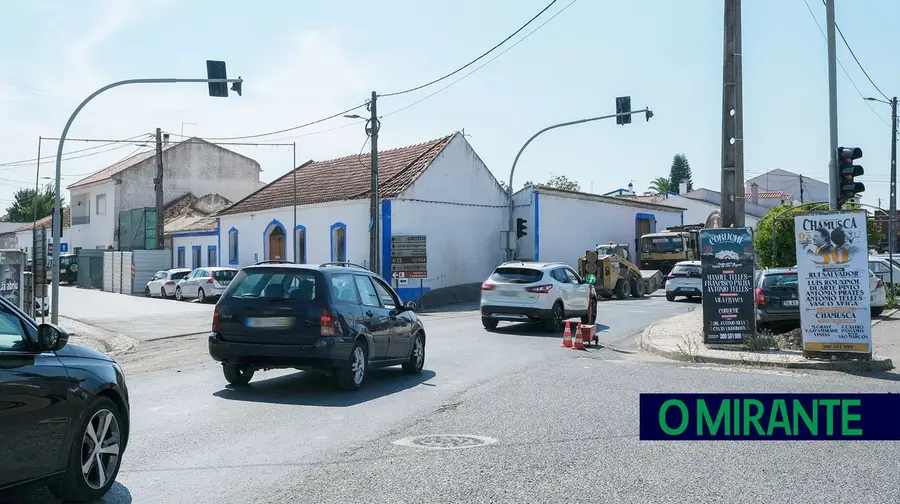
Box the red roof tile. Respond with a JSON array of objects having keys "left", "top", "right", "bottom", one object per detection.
[
  {"left": 15, "top": 208, "right": 71, "bottom": 232},
  {"left": 745, "top": 191, "right": 789, "bottom": 199},
  {"left": 219, "top": 134, "right": 455, "bottom": 216}
]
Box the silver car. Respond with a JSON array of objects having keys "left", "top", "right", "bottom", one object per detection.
[
  {"left": 145, "top": 268, "right": 191, "bottom": 298},
  {"left": 175, "top": 267, "right": 238, "bottom": 303}
]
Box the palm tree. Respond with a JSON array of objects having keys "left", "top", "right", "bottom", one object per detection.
[{"left": 647, "top": 177, "right": 672, "bottom": 195}]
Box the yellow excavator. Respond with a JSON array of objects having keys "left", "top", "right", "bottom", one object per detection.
[{"left": 577, "top": 242, "right": 664, "bottom": 300}]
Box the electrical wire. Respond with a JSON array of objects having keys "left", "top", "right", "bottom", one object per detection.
[
  {"left": 380, "top": 0, "right": 561, "bottom": 98},
  {"left": 382, "top": 0, "right": 578, "bottom": 119},
  {"left": 0, "top": 132, "right": 153, "bottom": 168},
  {"left": 802, "top": 0, "right": 890, "bottom": 127},
  {"left": 196, "top": 103, "right": 368, "bottom": 142},
  {"left": 820, "top": 0, "right": 890, "bottom": 101}
]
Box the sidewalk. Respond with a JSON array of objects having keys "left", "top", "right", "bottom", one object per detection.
[{"left": 640, "top": 307, "right": 896, "bottom": 372}]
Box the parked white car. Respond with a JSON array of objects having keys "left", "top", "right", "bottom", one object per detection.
[
  {"left": 145, "top": 268, "right": 191, "bottom": 298},
  {"left": 870, "top": 269, "right": 886, "bottom": 317},
  {"left": 868, "top": 257, "right": 900, "bottom": 286},
  {"left": 480, "top": 261, "right": 596, "bottom": 332},
  {"left": 175, "top": 267, "right": 238, "bottom": 303},
  {"left": 664, "top": 260, "right": 702, "bottom": 302}
]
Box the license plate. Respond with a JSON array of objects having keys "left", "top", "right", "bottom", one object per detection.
[
  {"left": 60, "top": 268, "right": 67, "bottom": 273},
  {"left": 245, "top": 317, "right": 294, "bottom": 328},
  {"left": 781, "top": 300, "right": 799, "bottom": 307}
]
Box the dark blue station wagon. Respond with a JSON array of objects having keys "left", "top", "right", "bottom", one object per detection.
[{"left": 208, "top": 262, "right": 426, "bottom": 390}]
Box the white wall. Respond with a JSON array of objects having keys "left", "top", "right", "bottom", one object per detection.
[
  {"left": 67, "top": 181, "right": 117, "bottom": 250},
  {"left": 666, "top": 194, "right": 761, "bottom": 230},
  {"left": 172, "top": 233, "right": 218, "bottom": 269},
  {"left": 389, "top": 134, "right": 508, "bottom": 294},
  {"left": 511, "top": 189, "right": 536, "bottom": 259},
  {"left": 218, "top": 200, "right": 370, "bottom": 268},
  {"left": 15, "top": 227, "right": 72, "bottom": 259}
]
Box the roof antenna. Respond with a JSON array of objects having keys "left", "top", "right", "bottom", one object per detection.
[{"left": 460, "top": 128, "right": 472, "bottom": 138}]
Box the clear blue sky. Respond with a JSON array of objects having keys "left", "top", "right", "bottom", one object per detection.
[{"left": 0, "top": 0, "right": 896, "bottom": 213}]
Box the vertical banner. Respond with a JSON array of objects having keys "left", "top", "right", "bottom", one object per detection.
[
  {"left": 700, "top": 227, "right": 756, "bottom": 344},
  {"left": 794, "top": 212, "right": 871, "bottom": 354}
]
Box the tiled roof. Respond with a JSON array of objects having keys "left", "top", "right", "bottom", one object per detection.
[
  {"left": 218, "top": 134, "right": 456, "bottom": 216},
  {"left": 617, "top": 194, "right": 666, "bottom": 204},
  {"left": 67, "top": 148, "right": 161, "bottom": 189},
  {"left": 15, "top": 208, "right": 71, "bottom": 232},
  {"left": 166, "top": 215, "right": 217, "bottom": 234},
  {"left": 164, "top": 193, "right": 198, "bottom": 220},
  {"left": 746, "top": 191, "right": 789, "bottom": 199}
]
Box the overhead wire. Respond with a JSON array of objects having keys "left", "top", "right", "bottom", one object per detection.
[
  {"left": 821, "top": 0, "right": 890, "bottom": 101},
  {"left": 0, "top": 132, "right": 154, "bottom": 168},
  {"left": 195, "top": 103, "right": 368, "bottom": 142}
]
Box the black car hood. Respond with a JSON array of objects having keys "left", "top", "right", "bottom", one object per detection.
[{"left": 61, "top": 343, "right": 114, "bottom": 362}]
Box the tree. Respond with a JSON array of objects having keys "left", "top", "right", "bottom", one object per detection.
[
  {"left": 545, "top": 174, "right": 580, "bottom": 192},
  {"left": 647, "top": 177, "right": 672, "bottom": 195},
  {"left": 669, "top": 154, "right": 693, "bottom": 194},
  {"left": 754, "top": 203, "right": 883, "bottom": 268},
  {"left": 2, "top": 184, "right": 63, "bottom": 223},
  {"left": 499, "top": 180, "right": 534, "bottom": 194}
]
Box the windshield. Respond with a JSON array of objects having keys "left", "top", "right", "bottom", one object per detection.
[
  {"left": 490, "top": 267, "right": 543, "bottom": 284},
  {"left": 671, "top": 264, "right": 701, "bottom": 277},
  {"left": 641, "top": 236, "right": 685, "bottom": 253},
  {"left": 213, "top": 270, "right": 237, "bottom": 282},
  {"left": 170, "top": 271, "right": 189, "bottom": 280},
  {"left": 224, "top": 269, "right": 323, "bottom": 300},
  {"left": 762, "top": 273, "right": 798, "bottom": 288}
]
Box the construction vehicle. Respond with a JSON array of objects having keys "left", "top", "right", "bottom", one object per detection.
[
  {"left": 637, "top": 225, "right": 703, "bottom": 278},
  {"left": 577, "top": 242, "right": 664, "bottom": 300}
]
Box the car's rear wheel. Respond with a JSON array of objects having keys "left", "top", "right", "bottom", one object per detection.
[
  {"left": 223, "top": 363, "right": 254, "bottom": 385},
  {"left": 403, "top": 332, "right": 425, "bottom": 373},
  {"left": 482, "top": 316, "right": 498, "bottom": 331},
  {"left": 581, "top": 297, "right": 597, "bottom": 325},
  {"left": 544, "top": 302, "right": 564, "bottom": 332},
  {"left": 49, "top": 396, "right": 124, "bottom": 503},
  {"left": 198, "top": 288, "right": 206, "bottom": 303},
  {"left": 175, "top": 287, "right": 184, "bottom": 301},
  {"left": 336, "top": 340, "right": 368, "bottom": 390},
  {"left": 144, "top": 286, "right": 150, "bottom": 297}
]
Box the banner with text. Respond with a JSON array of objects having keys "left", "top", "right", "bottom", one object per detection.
[
  {"left": 794, "top": 212, "right": 871, "bottom": 354},
  {"left": 700, "top": 227, "right": 756, "bottom": 344}
]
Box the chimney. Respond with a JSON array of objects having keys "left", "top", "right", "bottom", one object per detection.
[
  {"left": 750, "top": 182, "right": 759, "bottom": 205},
  {"left": 679, "top": 179, "right": 687, "bottom": 194},
  {"left": 627, "top": 182, "right": 634, "bottom": 194},
  {"left": 163, "top": 133, "right": 170, "bottom": 147}
]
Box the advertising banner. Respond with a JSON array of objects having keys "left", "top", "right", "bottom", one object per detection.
[
  {"left": 794, "top": 212, "right": 871, "bottom": 354},
  {"left": 700, "top": 227, "right": 756, "bottom": 344}
]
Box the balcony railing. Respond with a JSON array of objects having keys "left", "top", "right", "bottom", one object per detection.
[{"left": 71, "top": 216, "right": 90, "bottom": 225}]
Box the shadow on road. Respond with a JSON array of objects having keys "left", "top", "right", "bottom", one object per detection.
[
  {"left": 212, "top": 368, "right": 437, "bottom": 406},
  {"left": 1, "top": 481, "right": 131, "bottom": 504},
  {"left": 489, "top": 319, "right": 609, "bottom": 338}
]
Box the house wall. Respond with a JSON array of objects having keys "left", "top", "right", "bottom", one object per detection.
[
  {"left": 510, "top": 190, "right": 537, "bottom": 260},
  {"left": 665, "top": 194, "right": 761, "bottom": 229},
  {"left": 67, "top": 181, "right": 117, "bottom": 250},
  {"left": 217, "top": 200, "right": 370, "bottom": 268},
  {"left": 15, "top": 227, "right": 72, "bottom": 259},
  {"left": 387, "top": 135, "right": 508, "bottom": 300},
  {"left": 171, "top": 232, "right": 219, "bottom": 269}
]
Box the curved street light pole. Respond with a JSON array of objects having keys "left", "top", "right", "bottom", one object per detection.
[
  {"left": 505, "top": 107, "right": 653, "bottom": 260},
  {"left": 50, "top": 77, "right": 243, "bottom": 324}
]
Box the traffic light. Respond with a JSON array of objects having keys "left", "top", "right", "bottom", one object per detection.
[
  {"left": 206, "top": 60, "right": 229, "bottom": 97},
  {"left": 516, "top": 218, "right": 528, "bottom": 239},
  {"left": 616, "top": 96, "right": 632, "bottom": 125},
  {"left": 836, "top": 146, "right": 865, "bottom": 206}
]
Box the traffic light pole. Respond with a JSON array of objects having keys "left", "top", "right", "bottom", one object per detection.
[
  {"left": 505, "top": 107, "right": 653, "bottom": 260},
  {"left": 826, "top": 0, "right": 840, "bottom": 210},
  {"left": 890, "top": 97, "right": 897, "bottom": 291},
  {"left": 48, "top": 76, "right": 242, "bottom": 324}
]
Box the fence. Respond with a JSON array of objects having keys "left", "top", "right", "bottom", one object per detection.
[
  {"left": 76, "top": 249, "right": 105, "bottom": 290},
  {"left": 102, "top": 249, "right": 171, "bottom": 295}
]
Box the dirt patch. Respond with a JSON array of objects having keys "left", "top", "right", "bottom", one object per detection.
[
  {"left": 113, "top": 333, "right": 210, "bottom": 375},
  {"left": 58, "top": 316, "right": 137, "bottom": 356}
]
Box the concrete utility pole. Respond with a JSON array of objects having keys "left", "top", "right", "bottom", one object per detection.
[
  {"left": 720, "top": 0, "right": 745, "bottom": 228},
  {"left": 890, "top": 97, "right": 897, "bottom": 289},
  {"left": 826, "top": 0, "right": 840, "bottom": 210},
  {"left": 154, "top": 128, "right": 164, "bottom": 249},
  {"left": 368, "top": 91, "right": 381, "bottom": 275}
]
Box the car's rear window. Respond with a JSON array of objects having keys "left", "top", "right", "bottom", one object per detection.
[
  {"left": 60, "top": 256, "right": 76, "bottom": 266},
  {"left": 170, "top": 271, "right": 189, "bottom": 280},
  {"left": 490, "top": 267, "right": 544, "bottom": 283},
  {"left": 224, "top": 268, "right": 323, "bottom": 301},
  {"left": 213, "top": 270, "right": 237, "bottom": 282},
  {"left": 762, "top": 273, "right": 798, "bottom": 288},
  {"left": 671, "top": 264, "right": 700, "bottom": 276}
]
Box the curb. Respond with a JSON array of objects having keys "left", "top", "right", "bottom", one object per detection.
[
  {"left": 640, "top": 320, "right": 895, "bottom": 372},
  {"left": 871, "top": 307, "right": 899, "bottom": 327}
]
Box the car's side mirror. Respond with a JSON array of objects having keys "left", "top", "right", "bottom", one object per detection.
[
  {"left": 404, "top": 301, "right": 417, "bottom": 311},
  {"left": 37, "top": 323, "right": 69, "bottom": 352}
]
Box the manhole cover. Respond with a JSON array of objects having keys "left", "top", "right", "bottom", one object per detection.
[{"left": 392, "top": 434, "right": 498, "bottom": 450}]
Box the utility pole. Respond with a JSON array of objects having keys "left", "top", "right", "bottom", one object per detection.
[
  {"left": 154, "top": 127, "right": 164, "bottom": 249},
  {"left": 799, "top": 174, "right": 804, "bottom": 203},
  {"left": 826, "top": 0, "right": 840, "bottom": 210},
  {"left": 889, "top": 96, "right": 897, "bottom": 290},
  {"left": 720, "top": 0, "right": 745, "bottom": 228},
  {"left": 368, "top": 91, "right": 381, "bottom": 275}
]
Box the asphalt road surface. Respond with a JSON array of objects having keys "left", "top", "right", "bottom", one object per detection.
[{"left": 10, "top": 294, "right": 898, "bottom": 503}]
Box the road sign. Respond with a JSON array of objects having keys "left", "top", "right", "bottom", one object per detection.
[
  {"left": 390, "top": 235, "right": 427, "bottom": 279},
  {"left": 59, "top": 242, "right": 68, "bottom": 253}
]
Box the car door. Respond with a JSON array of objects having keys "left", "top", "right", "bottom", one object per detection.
[
  {"left": 869, "top": 261, "right": 888, "bottom": 283},
  {"left": 147, "top": 271, "right": 165, "bottom": 295},
  {"left": 353, "top": 275, "right": 391, "bottom": 360},
  {"left": 0, "top": 302, "right": 75, "bottom": 486},
  {"left": 564, "top": 267, "right": 591, "bottom": 312},
  {"left": 370, "top": 275, "right": 412, "bottom": 359},
  {"left": 550, "top": 268, "right": 574, "bottom": 312},
  {"left": 185, "top": 269, "right": 201, "bottom": 297}
]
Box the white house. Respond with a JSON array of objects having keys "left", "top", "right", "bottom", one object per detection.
[
  {"left": 215, "top": 132, "right": 509, "bottom": 301},
  {"left": 166, "top": 193, "right": 233, "bottom": 269},
  {"left": 65, "top": 137, "right": 263, "bottom": 251},
  {"left": 14, "top": 209, "right": 72, "bottom": 260},
  {"left": 511, "top": 186, "right": 685, "bottom": 268}
]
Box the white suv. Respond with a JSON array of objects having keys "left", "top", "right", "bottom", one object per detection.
[{"left": 480, "top": 261, "right": 597, "bottom": 332}]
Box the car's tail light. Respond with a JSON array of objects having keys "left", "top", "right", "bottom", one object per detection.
[
  {"left": 525, "top": 284, "right": 553, "bottom": 294},
  {"left": 755, "top": 288, "right": 765, "bottom": 306},
  {"left": 877, "top": 279, "right": 884, "bottom": 289},
  {"left": 481, "top": 282, "right": 496, "bottom": 291},
  {"left": 320, "top": 308, "right": 336, "bottom": 337},
  {"left": 212, "top": 309, "right": 221, "bottom": 332},
  {"left": 207, "top": 277, "right": 215, "bottom": 284},
  {"left": 166, "top": 280, "right": 175, "bottom": 286}
]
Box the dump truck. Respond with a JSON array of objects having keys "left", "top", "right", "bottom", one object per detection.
[
  {"left": 577, "top": 242, "right": 664, "bottom": 300},
  {"left": 637, "top": 225, "right": 702, "bottom": 278}
]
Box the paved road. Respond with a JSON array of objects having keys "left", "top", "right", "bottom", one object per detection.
[{"left": 13, "top": 294, "right": 898, "bottom": 503}]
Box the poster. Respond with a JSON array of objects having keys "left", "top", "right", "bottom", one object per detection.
[
  {"left": 700, "top": 227, "right": 756, "bottom": 344},
  {"left": 0, "top": 263, "right": 22, "bottom": 309},
  {"left": 794, "top": 212, "right": 871, "bottom": 354}
]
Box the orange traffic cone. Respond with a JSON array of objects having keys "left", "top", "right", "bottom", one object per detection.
[
  {"left": 561, "top": 321, "right": 573, "bottom": 347},
  {"left": 573, "top": 324, "right": 585, "bottom": 350}
]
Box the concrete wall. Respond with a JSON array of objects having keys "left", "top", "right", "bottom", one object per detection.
[
  {"left": 172, "top": 232, "right": 219, "bottom": 269},
  {"left": 511, "top": 189, "right": 537, "bottom": 260},
  {"left": 67, "top": 181, "right": 117, "bottom": 250},
  {"left": 217, "top": 200, "right": 370, "bottom": 268}
]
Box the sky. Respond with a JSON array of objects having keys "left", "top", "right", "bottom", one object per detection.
[{"left": 0, "top": 0, "right": 897, "bottom": 217}]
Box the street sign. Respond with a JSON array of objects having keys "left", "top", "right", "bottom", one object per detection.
[
  {"left": 60, "top": 242, "right": 68, "bottom": 253},
  {"left": 390, "top": 235, "right": 427, "bottom": 279}
]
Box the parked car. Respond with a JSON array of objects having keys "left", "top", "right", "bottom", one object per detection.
[
  {"left": 870, "top": 269, "right": 886, "bottom": 317},
  {"left": 208, "top": 262, "right": 425, "bottom": 390},
  {"left": 869, "top": 256, "right": 900, "bottom": 286},
  {"left": 755, "top": 267, "right": 800, "bottom": 328},
  {"left": 480, "top": 261, "right": 597, "bottom": 332},
  {"left": 176, "top": 267, "right": 238, "bottom": 303},
  {"left": 664, "top": 260, "right": 702, "bottom": 302},
  {"left": 55, "top": 253, "right": 78, "bottom": 284},
  {"left": 144, "top": 268, "right": 191, "bottom": 298},
  {"left": 0, "top": 295, "right": 130, "bottom": 502}
]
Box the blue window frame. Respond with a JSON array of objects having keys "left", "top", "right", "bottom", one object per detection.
[
  {"left": 208, "top": 246, "right": 217, "bottom": 267},
  {"left": 228, "top": 227, "right": 239, "bottom": 265},
  {"left": 192, "top": 245, "right": 202, "bottom": 269},
  {"left": 330, "top": 222, "right": 347, "bottom": 262},
  {"left": 177, "top": 246, "right": 186, "bottom": 268},
  {"left": 294, "top": 225, "right": 307, "bottom": 263}
]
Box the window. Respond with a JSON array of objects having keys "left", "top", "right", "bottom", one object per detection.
[
  {"left": 330, "top": 273, "right": 359, "bottom": 304},
  {"left": 870, "top": 261, "right": 888, "bottom": 274},
  {"left": 331, "top": 223, "right": 346, "bottom": 262},
  {"left": 354, "top": 275, "right": 380, "bottom": 307},
  {"left": 563, "top": 268, "right": 581, "bottom": 284},
  {"left": 228, "top": 228, "right": 239, "bottom": 265},
  {"left": 225, "top": 270, "right": 321, "bottom": 301},
  {"left": 95, "top": 194, "right": 107, "bottom": 215},
  {"left": 170, "top": 270, "right": 189, "bottom": 281},
  {"left": 177, "top": 247, "right": 186, "bottom": 268},
  {"left": 490, "top": 267, "right": 544, "bottom": 284},
  {"left": 192, "top": 246, "right": 202, "bottom": 269},
  {"left": 0, "top": 304, "right": 28, "bottom": 351},
  {"left": 295, "top": 226, "right": 307, "bottom": 263},
  {"left": 762, "top": 273, "right": 799, "bottom": 288},
  {"left": 208, "top": 246, "right": 217, "bottom": 267},
  {"left": 213, "top": 269, "right": 236, "bottom": 282},
  {"left": 550, "top": 268, "right": 567, "bottom": 283},
  {"left": 370, "top": 277, "right": 399, "bottom": 310},
  {"left": 152, "top": 271, "right": 165, "bottom": 280},
  {"left": 641, "top": 236, "right": 683, "bottom": 253}
]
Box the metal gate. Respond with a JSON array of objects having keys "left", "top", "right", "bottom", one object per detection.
[{"left": 103, "top": 251, "right": 133, "bottom": 294}]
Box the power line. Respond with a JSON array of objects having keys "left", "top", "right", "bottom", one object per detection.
[
  {"left": 196, "top": 103, "right": 368, "bottom": 142},
  {"left": 380, "top": 0, "right": 561, "bottom": 98},
  {"left": 820, "top": 0, "right": 890, "bottom": 101},
  {"left": 801, "top": 0, "right": 891, "bottom": 127},
  {"left": 0, "top": 132, "right": 153, "bottom": 168}
]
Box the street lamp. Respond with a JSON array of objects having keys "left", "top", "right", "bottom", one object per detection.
[{"left": 866, "top": 96, "right": 898, "bottom": 292}]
